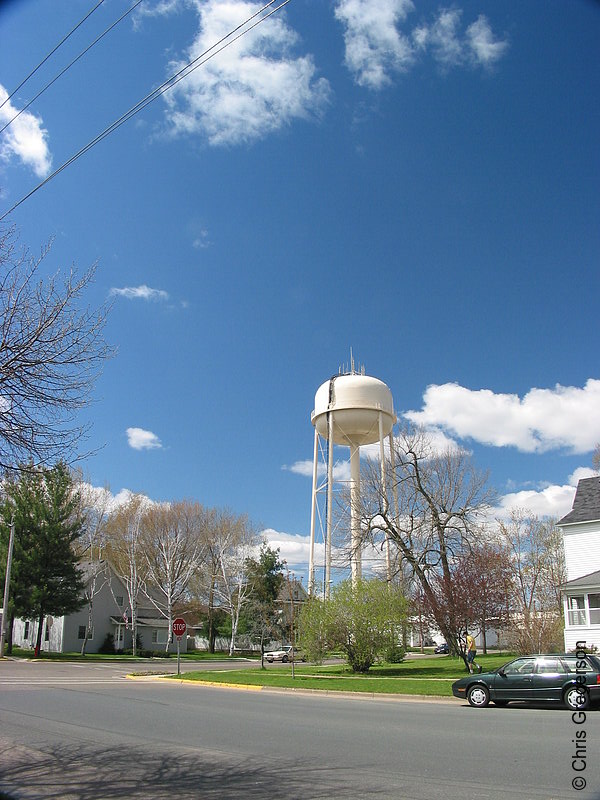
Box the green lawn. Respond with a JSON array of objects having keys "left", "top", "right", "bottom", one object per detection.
[{"left": 170, "top": 653, "right": 514, "bottom": 697}]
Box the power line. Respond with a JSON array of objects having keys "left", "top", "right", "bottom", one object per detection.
[
  {"left": 0, "top": 0, "right": 107, "bottom": 111},
  {"left": 0, "top": 0, "right": 291, "bottom": 223},
  {"left": 0, "top": 0, "right": 145, "bottom": 137}
]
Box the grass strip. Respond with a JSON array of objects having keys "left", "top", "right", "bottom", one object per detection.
[
  {"left": 171, "top": 669, "right": 456, "bottom": 697},
  {"left": 167, "top": 654, "right": 514, "bottom": 698}
]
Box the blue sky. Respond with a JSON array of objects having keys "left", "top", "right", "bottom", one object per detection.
[{"left": 1, "top": 0, "right": 599, "bottom": 575}]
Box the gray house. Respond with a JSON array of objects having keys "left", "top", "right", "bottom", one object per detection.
[
  {"left": 558, "top": 476, "right": 600, "bottom": 651},
  {"left": 10, "top": 560, "right": 187, "bottom": 655}
]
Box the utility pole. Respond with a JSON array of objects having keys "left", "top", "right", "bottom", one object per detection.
[{"left": 0, "top": 516, "right": 15, "bottom": 658}]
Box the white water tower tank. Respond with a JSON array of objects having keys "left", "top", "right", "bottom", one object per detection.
[{"left": 311, "top": 373, "right": 395, "bottom": 446}]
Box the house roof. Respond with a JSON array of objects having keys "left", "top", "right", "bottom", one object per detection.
[
  {"left": 558, "top": 476, "right": 600, "bottom": 525},
  {"left": 277, "top": 578, "right": 308, "bottom": 603},
  {"left": 562, "top": 569, "right": 600, "bottom": 590}
]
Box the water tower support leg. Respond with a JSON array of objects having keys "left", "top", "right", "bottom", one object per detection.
[
  {"left": 379, "top": 412, "right": 391, "bottom": 583},
  {"left": 308, "top": 428, "right": 319, "bottom": 596},
  {"left": 350, "top": 443, "right": 361, "bottom": 586},
  {"left": 325, "top": 413, "right": 334, "bottom": 598}
]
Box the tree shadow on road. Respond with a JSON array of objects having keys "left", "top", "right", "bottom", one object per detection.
[{"left": 0, "top": 737, "right": 385, "bottom": 800}]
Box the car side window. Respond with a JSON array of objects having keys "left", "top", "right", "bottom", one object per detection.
[
  {"left": 535, "top": 658, "right": 567, "bottom": 674},
  {"left": 563, "top": 657, "right": 592, "bottom": 673},
  {"left": 503, "top": 658, "right": 536, "bottom": 675}
]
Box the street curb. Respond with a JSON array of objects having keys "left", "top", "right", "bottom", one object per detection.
[
  {"left": 126, "top": 673, "right": 459, "bottom": 703},
  {"left": 126, "top": 674, "right": 263, "bottom": 691}
]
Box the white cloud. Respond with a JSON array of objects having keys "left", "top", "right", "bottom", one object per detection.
[
  {"left": 424, "top": 8, "right": 464, "bottom": 67},
  {"left": 0, "top": 84, "right": 52, "bottom": 177},
  {"left": 110, "top": 285, "right": 169, "bottom": 302},
  {"left": 335, "top": 2, "right": 507, "bottom": 88},
  {"left": 283, "top": 458, "right": 351, "bottom": 482},
  {"left": 192, "top": 229, "right": 211, "bottom": 249},
  {"left": 466, "top": 15, "right": 509, "bottom": 66},
  {"left": 404, "top": 379, "right": 600, "bottom": 454},
  {"left": 334, "top": 0, "right": 415, "bottom": 89},
  {"left": 79, "top": 483, "right": 164, "bottom": 515},
  {"left": 163, "top": 0, "right": 330, "bottom": 146},
  {"left": 569, "top": 467, "right": 599, "bottom": 485},
  {"left": 262, "top": 528, "right": 317, "bottom": 567},
  {"left": 489, "top": 468, "right": 598, "bottom": 522},
  {"left": 495, "top": 483, "right": 576, "bottom": 521},
  {"left": 126, "top": 427, "right": 162, "bottom": 450},
  {"left": 79, "top": 483, "right": 138, "bottom": 514}
]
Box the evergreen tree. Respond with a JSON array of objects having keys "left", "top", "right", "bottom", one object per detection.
[
  {"left": 1, "top": 463, "right": 85, "bottom": 655},
  {"left": 243, "top": 545, "right": 284, "bottom": 667}
]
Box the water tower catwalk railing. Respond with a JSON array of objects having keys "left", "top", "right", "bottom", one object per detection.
[{"left": 308, "top": 368, "right": 397, "bottom": 597}]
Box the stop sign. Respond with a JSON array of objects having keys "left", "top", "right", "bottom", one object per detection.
[{"left": 172, "top": 617, "right": 187, "bottom": 639}]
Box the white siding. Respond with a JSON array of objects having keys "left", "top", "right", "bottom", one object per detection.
[
  {"left": 564, "top": 627, "right": 600, "bottom": 652},
  {"left": 562, "top": 522, "right": 600, "bottom": 580}
]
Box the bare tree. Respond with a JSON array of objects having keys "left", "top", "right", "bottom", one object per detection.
[
  {"left": 193, "top": 506, "right": 223, "bottom": 653},
  {"left": 593, "top": 444, "right": 600, "bottom": 472},
  {"left": 499, "top": 510, "right": 566, "bottom": 653},
  {"left": 140, "top": 501, "right": 206, "bottom": 651},
  {"left": 104, "top": 495, "right": 148, "bottom": 656},
  {"left": 75, "top": 481, "right": 121, "bottom": 655},
  {"left": 0, "top": 226, "right": 113, "bottom": 470},
  {"left": 211, "top": 511, "right": 258, "bottom": 655},
  {"left": 359, "top": 425, "right": 495, "bottom": 664}
]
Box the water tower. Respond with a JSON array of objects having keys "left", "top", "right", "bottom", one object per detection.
[{"left": 308, "top": 360, "right": 396, "bottom": 596}]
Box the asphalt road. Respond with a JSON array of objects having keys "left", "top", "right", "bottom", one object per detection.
[{"left": 1, "top": 659, "right": 599, "bottom": 800}]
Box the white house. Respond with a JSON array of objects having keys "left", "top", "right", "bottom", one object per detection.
[
  {"left": 558, "top": 476, "right": 600, "bottom": 651},
  {"left": 10, "top": 560, "right": 188, "bottom": 655}
]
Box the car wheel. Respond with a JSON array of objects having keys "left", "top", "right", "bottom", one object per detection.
[
  {"left": 493, "top": 699, "right": 509, "bottom": 707},
  {"left": 266, "top": 658, "right": 273, "bottom": 663},
  {"left": 282, "top": 655, "right": 288, "bottom": 663},
  {"left": 564, "top": 685, "right": 590, "bottom": 711},
  {"left": 467, "top": 684, "right": 490, "bottom": 708}
]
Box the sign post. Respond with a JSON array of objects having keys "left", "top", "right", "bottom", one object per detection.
[{"left": 172, "top": 617, "right": 187, "bottom": 677}]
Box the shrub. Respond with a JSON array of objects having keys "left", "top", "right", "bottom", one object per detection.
[
  {"left": 299, "top": 579, "right": 408, "bottom": 673},
  {"left": 385, "top": 643, "right": 406, "bottom": 663},
  {"left": 98, "top": 633, "right": 115, "bottom": 654}
]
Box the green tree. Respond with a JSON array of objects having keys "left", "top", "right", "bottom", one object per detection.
[
  {"left": 0, "top": 463, "right": 85, "bottom": 655},
  {"left": 299, "top": 579, "right": 407, "bottom": 673},
  {"left": 243, "top": 545, "right": 284, "bottom": 667}
]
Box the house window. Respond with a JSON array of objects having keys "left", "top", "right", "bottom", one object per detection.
[
  {"left": 78, "top": 625, "right": 87, "bottom": 640},
  {"left": 151, "top": 629, "right": 166, "bottom": 644},
  {"left": 24, "top": 621, "right": 29, "bottom": 639},
  {"left": 116, "top": 596, "right": 124, "bottom": 607},
  {"left": 567, "top": 595, "right": 586, "bottom": 626},
  {"left": 589, "top": 594, "right": 600, "bottom": 625}
]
